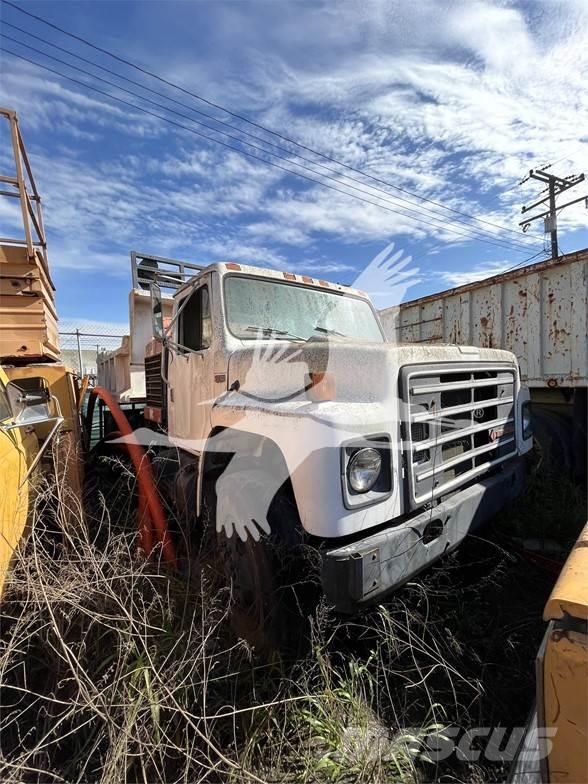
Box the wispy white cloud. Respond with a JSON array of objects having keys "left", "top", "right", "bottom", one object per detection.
[
  {"left": 436, "top": 259, "right": 517, "bottom": 287},
  {"left": 0, "top": 0, "right": 586, "bottom": 308}
]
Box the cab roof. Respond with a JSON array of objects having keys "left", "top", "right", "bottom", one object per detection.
[{"left": 175, "top": 261, "right": 369, "bottom": 301}]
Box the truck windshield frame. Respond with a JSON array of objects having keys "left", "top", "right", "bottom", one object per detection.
[{"left": 223, "top": 274, "right": 385, "bottom": 344}]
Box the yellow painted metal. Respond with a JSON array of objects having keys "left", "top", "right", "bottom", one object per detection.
[
  {"left": 544, "top": 522, "right": 588, "bottom": 622},
  {"left": 0, "top": 365, "right": 37, "bottom": 596},
  {"left": 4, "top": 364, "right": 84, "bottom": 505},
  {"left": 540, "top": 522, "right": 588, "bottom": 783},
  {"left": 543, "top": 629, "right": 588, "bottom": 783}
]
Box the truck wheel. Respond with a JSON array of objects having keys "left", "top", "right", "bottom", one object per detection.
[
  {"left": 572, "top": 390, "right": 587, "bottom": 485},
  {"left": 531, "top": 409, "right": 573, "bottom": 477},
  {"left": 211, "top": 466, "right": 315, "bottom": 654}
]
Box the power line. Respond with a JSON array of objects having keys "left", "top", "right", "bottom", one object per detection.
[
  {"left": 536, "top": 146, "right": 585, "bottom": 172},
  {"left": 5, "top": 36, "right": 546, "bottom": 255},
  {"left": 2, "top": 22, "right": 541, "bottom": 251},
  {"left": 501, "top": 247, "right": 550, "bottom": 274},
  {"left": 3, "top": 47, "right": 539, "bottom": 255},
  {"left": 2, "top": 0, "right": 539, "bottom": 247},
  {"left": 1, "top": 32, "right": 536, "bottom": 251}
]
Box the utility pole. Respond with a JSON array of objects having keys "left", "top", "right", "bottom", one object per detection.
[{"left": 520, "top": 169, "right": 586, "bottom": 259}]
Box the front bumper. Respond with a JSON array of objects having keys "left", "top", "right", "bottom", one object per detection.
[{"left": 322, "top": 458, "right": 526, "bottom": 612}]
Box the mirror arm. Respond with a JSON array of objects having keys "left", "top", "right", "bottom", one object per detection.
[
  {"left": 18, "top": 416, "right": 65, "bottom": 489},
  {"left": 164, "top": 286, "right": 196, "bottom": 341}
]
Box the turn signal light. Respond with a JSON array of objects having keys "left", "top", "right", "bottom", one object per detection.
[{"left": 307, "top": 372, "right": 336, "bottom": 401}]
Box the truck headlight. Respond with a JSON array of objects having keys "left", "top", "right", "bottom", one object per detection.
[
  {"left": 522, "top": 401, "right": 533, "bottom": 440},
  {"left": 347, "top": 447, "right": 382, "bottom": 493}
]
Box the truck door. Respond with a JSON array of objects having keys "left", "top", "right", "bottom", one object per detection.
[
  {"left": 0, "top": 370, "right": 37, "bottom": 597},
  {"left": 167, "top": 276, "right": 215, "bottom": 449}
]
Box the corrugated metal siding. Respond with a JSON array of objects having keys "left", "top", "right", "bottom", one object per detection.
[{"left": 381, "top": 250, "right": 588, "bottom": 388}]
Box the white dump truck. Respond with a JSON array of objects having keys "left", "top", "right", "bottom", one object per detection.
[{"left": 97, "top": 252, "right": 532, "bottom": 647}]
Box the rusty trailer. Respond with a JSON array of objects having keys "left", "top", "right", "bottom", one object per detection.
[
  {"left": 380, "top": 247, "right": 588, "bottom": 477},
  {"left": 380, "top": 248, "right": 587, "bottom": 389}
]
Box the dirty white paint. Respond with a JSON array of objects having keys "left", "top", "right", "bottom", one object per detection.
[{"left": 380, "top": 250, "right": 588, "bottom": 388}]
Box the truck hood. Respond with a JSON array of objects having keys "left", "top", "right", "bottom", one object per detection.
[{"left": 226, "top": 339, "right": 516, "bottom": 405}]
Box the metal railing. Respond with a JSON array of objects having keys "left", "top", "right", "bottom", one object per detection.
[
  {"left": 0, "top": 107, "right": 48, "bottom": 268},
  {"left": 131, "top": 250, "right": 204, "bottom": 292}
]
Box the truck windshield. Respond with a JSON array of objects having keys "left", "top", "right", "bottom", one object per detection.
[{"left": 224, "top": 276, "right": 384, "bottom": 343}]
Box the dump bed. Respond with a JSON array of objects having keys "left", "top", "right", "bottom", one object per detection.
[{"left": 380, "top": 248, "right": 588, "bottom": 388}]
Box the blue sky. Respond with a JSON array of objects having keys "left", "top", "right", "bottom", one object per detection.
[{"left": 1, "top": 0, "right": 587, "bottom": 333}]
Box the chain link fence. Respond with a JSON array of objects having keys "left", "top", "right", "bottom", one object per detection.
[{"left": 58, "top": 321, "right": 126, "bottom": 379}]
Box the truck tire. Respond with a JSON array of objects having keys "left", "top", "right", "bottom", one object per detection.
[
  {"left": 531, "top": 408, "right": 573, "bottom": 477},
  {"left": 208, "top": 463, "right": 317, "bottom": 654},
  {"left": 572, "top": 390, "right": 587, "bottom": 485}
]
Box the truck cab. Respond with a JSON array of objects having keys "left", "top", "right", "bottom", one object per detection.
[{"left": 99, "top": 252, "right": 533, "bottom": 646}]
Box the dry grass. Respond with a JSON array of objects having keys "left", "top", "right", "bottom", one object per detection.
[
  {"left": 1, "top": 456, "right": 581, "bottom": 783},
  {"left": 0, "top": 466, "right": 447, "bottom": 784}
]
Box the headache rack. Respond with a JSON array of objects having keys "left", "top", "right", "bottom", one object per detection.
[
  {"left": 131, "top": 251, "right": 205, "bottom": 292},
  {"left": 401, "top": 362, "right": 518, "bottom": 508},
  {"left": 131, "top": 251, "right": 204, "bottom": 420}
]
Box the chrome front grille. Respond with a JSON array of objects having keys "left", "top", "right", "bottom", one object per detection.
[{"left": 401, "top": 363, "right": 518, "bottom": 507}]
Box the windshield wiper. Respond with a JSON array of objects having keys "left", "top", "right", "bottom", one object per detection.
[
  {"left": 313, "top": 325, "right": 348, "bottom": 338},
  {"left": 244, "top": 325, "right": 306, "bottom": 341}
]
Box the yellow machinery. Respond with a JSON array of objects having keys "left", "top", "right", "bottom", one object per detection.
[
  {"left": 0, "top": 365, "right": 37, "bottom": 595},
  {"left": 0, "top": 107, "right": 83, "bottom": 596},
  {"left": 539, "top": 522, "right": 588, "bottom": 782},
  {"left": 510, "top": 522, "right": 588, "bottom": 783}
]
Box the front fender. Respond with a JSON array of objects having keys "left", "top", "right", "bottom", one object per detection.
[{"left": 207, "top": 399, "right": 402, "bottom": 539}]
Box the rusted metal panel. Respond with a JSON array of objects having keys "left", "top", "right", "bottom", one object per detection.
[
  {"left": 415, "top": 300, "right": 443, "bottom": 343},
  {"left": 380, "top": 248, "right": 588, "bottom": 388},
  {"left": 0, "top": 292, "right": 60, "bottom": 361},
  {"left": 570, "top": 257, "right": 588, "bottom": 383},
  {"left": 542, "top": 266, "right": 572, "bottom": 379},
  {"left": 442, "top": 294, "right": 470, "bottom": 344},
  {"left": 470, "top": 282, "right": 503, "bottom": 349},
  {"left": 525, "top": 272, "right": 543, "bottom": 384}
]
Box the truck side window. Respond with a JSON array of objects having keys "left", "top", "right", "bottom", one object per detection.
[
  {"left": 178, "top": 285, "right": 211, "bottom": 352},
  {"left": 201, "top": 287, "right": 212, "bottom": 349}
]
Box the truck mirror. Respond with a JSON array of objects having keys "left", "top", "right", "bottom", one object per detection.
[
  {"left": 151, "top": 282, "right": 164, "bottom": 339},
  {"left": 3, "top": 378, "right": 53, "bottom": 429}
]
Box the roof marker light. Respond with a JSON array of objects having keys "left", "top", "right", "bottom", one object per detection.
[
  {"left": 283, "top": 272, "right": 296, "bottom": 281},
  {"left": 225, "top": 262, "right": 241, "bottom": 270}
]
